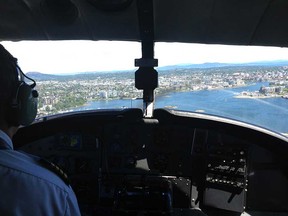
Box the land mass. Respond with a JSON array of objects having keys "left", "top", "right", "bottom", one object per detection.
[{"left": 27, "top": 62, "right": 288, "bottom": 117}]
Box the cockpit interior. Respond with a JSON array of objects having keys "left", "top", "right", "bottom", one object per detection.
[{"left": 1, "top": 0, "right": 288, "bottom": 215}]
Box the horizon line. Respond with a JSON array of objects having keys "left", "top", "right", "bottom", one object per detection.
[{"left": 25, "top": 60, "right": 288, "bottom": 75}]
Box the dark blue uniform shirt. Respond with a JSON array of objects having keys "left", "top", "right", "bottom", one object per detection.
[{"left": 0, "top": 130, "right": 81, "bottom": 216}]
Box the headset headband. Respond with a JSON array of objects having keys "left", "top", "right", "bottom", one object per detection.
[{"left": 0, "top": 44, "right": 37, "bottom": 88}]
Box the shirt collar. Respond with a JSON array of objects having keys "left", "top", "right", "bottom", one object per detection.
[{"left": 0, "top": 129, "right": 13, "bottom": 150}]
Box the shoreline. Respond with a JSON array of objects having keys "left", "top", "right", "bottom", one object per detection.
[{"left": 234, "top": 94, "right": 284, "bottom": 99}]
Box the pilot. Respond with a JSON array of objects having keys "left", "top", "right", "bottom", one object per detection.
[{"left": 0, "top": 44, "right": 81, "bottom": 215}]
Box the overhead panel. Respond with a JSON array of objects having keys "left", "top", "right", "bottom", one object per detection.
[
  {"left": 251, "top": 0, "right": 288, "bottom": 47},
  {"left": 1, "top": 0, "right": 288, "bottom": 47},
  {"left": 207, "top": 0, "right": 270, "bottom": 45},
  {"left": 154, "top": 0, "right": 214, "bottom": 43}
]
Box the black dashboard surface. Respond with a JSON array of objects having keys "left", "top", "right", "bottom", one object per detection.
[{"left": 13, "top": 109, "right": 288, "bottom": 216}]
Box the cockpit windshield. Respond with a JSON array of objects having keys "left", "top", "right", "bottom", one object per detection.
[{"left": 2, "top": 40, "right": 288, "bottom": 136}]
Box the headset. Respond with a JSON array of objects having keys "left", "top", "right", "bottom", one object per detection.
[
  {"left": 9, "top": 65, "right": 39, "bottom": 126},
  {"left": 0, "top": 45, "right": 38, "bottom": 126}
]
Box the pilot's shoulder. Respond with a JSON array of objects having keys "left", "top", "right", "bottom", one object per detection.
[{"left": 0, "top": 150, "right": 71, "bottom": 190}]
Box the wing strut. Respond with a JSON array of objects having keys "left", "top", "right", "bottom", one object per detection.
[{"left": 135, "top": 0, "right": 158, "bottom": 118}]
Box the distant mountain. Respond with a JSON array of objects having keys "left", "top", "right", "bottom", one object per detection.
[
  {"left": 157, "top": 60, "right": 288, "bottom": 71},
  {"left": 26, "top": 72, "right": 64, "bottom": 80},
  {"left": 240, "top": 60, "right": 288, "bottom": 67},
  {"left": 26, "top": 71, "right": 135, "bottom": 81},
  {"left": 26, "top": 71, "right": 106, "bottom": 81},
  {"left": 157, "top": 62, "right": 230, "bottom": 70}
]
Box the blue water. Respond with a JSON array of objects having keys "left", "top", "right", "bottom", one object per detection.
[{"left": 75, "top": 82, "right": 288, "bottom": 133}]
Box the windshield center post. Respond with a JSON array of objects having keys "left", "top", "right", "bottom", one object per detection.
[
  {"left": 135, "top": 65, "right": 158, "bottom": 117},
  {"left": 135, "top": 0, "right": 158, "bottom": 118}
]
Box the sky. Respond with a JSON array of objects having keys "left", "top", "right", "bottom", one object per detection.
[{"left": 2, "top": 40, "right": 288, "bottom": 74}]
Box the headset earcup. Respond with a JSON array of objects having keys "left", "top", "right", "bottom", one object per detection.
[{"left": 17, "top": 83, "right": 38, "bottom": 126}]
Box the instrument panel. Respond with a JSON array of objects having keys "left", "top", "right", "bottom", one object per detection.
[{"left": 14, "top": 109, "right": 288, "bottom": 215}]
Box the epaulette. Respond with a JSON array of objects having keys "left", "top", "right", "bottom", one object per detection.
[{"left": 39, "top": 158, "right": 70, "bottom": 185}]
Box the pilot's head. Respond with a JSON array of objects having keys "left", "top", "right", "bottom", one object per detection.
[{"left": 0, "top": 44, "right": 38, "bottom": 131}]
